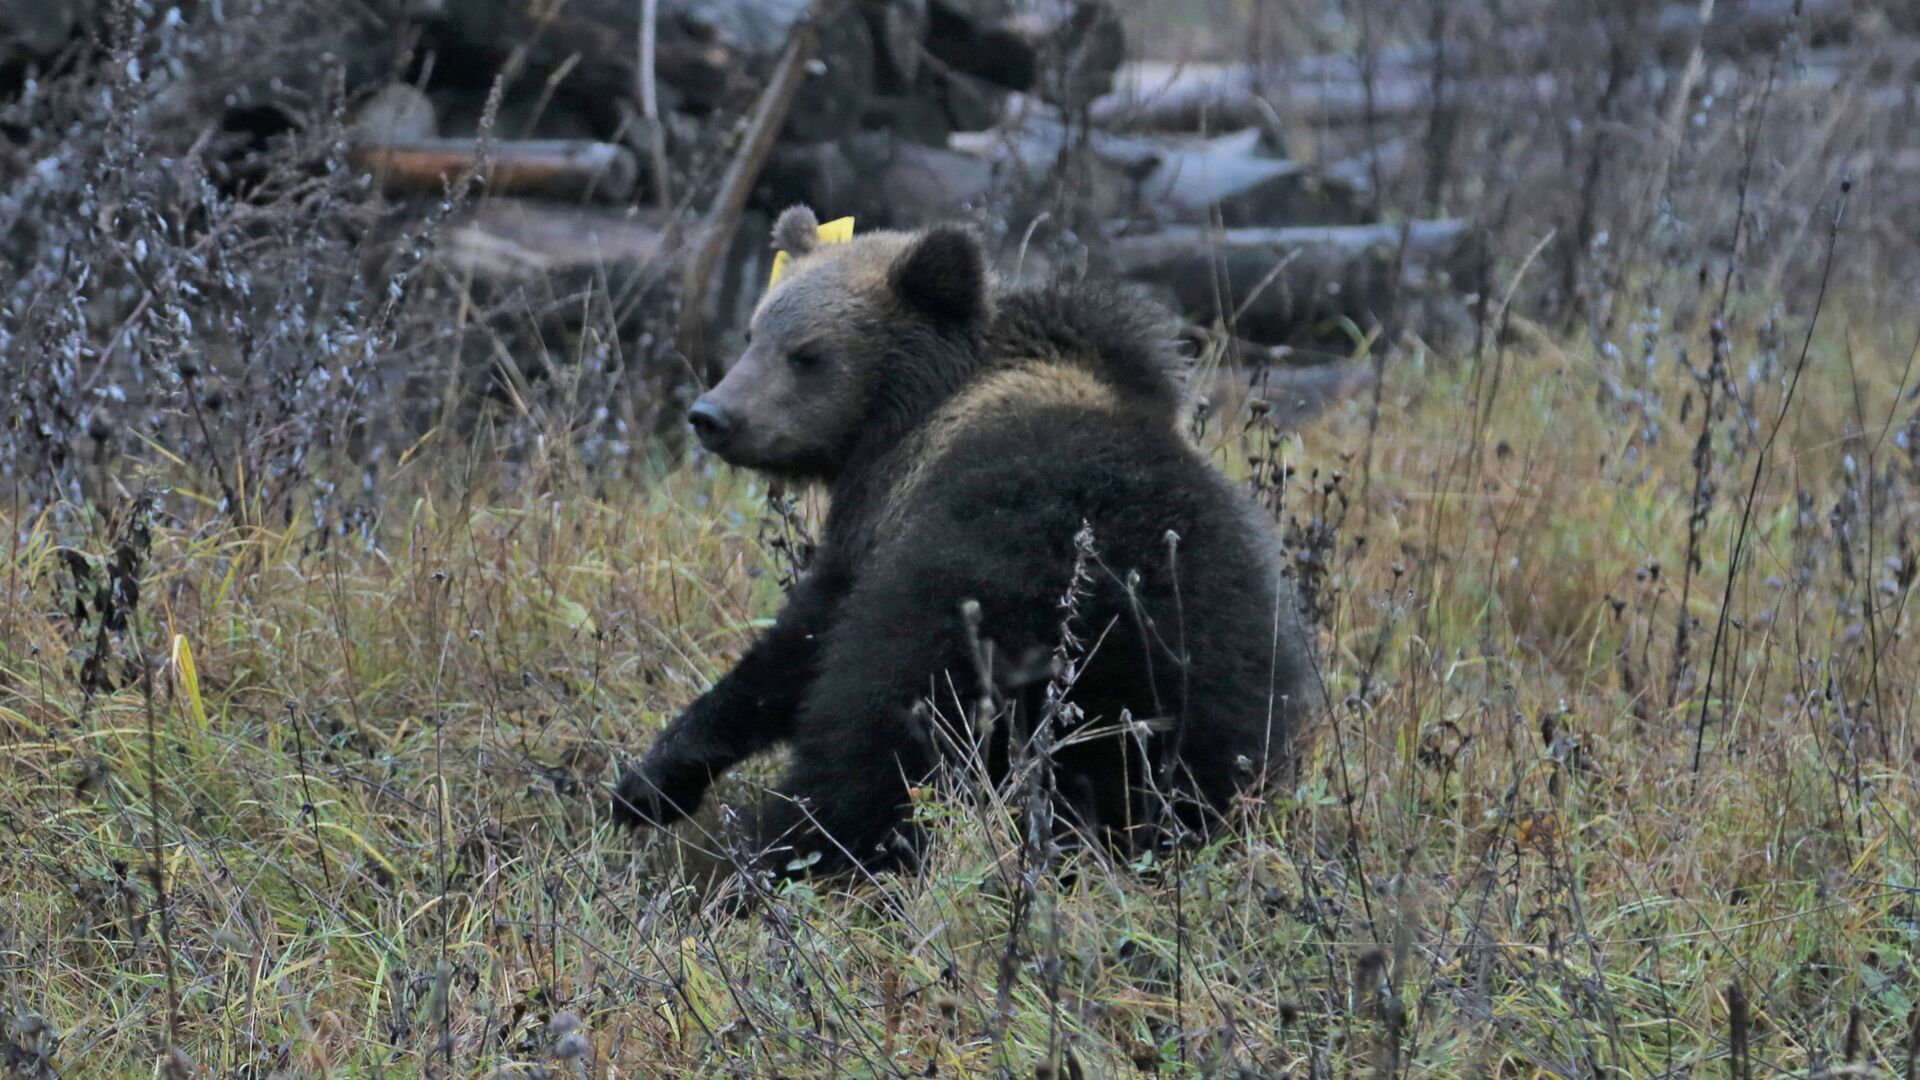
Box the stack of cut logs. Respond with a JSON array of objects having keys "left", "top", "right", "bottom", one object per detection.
[
  {"left": 327, "top": 0, "right": 1491, "bottom": 397},
  {"left": 8, "top": 0, "right": 1913, "bottom": 412}
]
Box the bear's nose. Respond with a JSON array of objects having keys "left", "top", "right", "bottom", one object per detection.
[{"left": 687, "top": 399, "right": 733, "bottom": 450}]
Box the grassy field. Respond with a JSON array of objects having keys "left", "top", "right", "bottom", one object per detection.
[{"left": 3, "top": 255, "right": 1917, "bottom": 1077}]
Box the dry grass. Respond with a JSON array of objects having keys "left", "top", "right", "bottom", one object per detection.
[
  {"left": 3, "top": 269, "right": 1917, "bottom": 1076},
  {"left": 4, "top": 2, "right": 1919, "bottom": 1077}
]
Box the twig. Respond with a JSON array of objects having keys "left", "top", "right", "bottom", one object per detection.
[
  {"left": 430, "top": 570, "right": 456, "bottom": 1070},
  {"left": 676, "top": 1, "right": 844, "bottom": 383},
  {"left": 1716, "top": 32, "right": 1786, "bottom": 315},
  {"left": 1420, "top": 0, "right": 1452, "bottom": 214},
  {"left": 1691, "top": 178, "right": 1849, "bottom": 776},
  {"left": 1728, "top": 980, "right": 1751, "bottom": 1080},
  {"left": 638, "top": 0, "right": 674, "bottom": 212},
  {"left": 142, "top": 655, "right": 182, "bottom": 1054},
  {"left": 1635, "top": 0, "right": 1717, "bottom": 261},
  {"left": 1355, "top": 2, "right": 1385, "bottom": 220},
  {"left": 287, "top": 702, "right": 337, "bottom": 896},
  {"left": 1670, "top": 13, "right": 1783, "bottom": 708}
]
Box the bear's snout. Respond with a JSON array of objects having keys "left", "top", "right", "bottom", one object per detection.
[{"left": 688, "top": 398, "right": 735, "bottom": 451}]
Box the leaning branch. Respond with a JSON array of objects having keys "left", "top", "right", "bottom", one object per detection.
[{"left": 676, "top": 0, "right": 846, "bottom": 382}]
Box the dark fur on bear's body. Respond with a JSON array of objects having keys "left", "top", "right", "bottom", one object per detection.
[{"left": 613, "top": 208, "right": 1318, "bottom": 874}]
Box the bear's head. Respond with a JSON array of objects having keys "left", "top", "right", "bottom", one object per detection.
[{"left": 687, "top": 205, "right": 990, "bottom": 482}]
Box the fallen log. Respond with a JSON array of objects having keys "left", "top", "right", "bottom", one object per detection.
[
  {"left": 402, "top": 201, "right": 692, "bottom": 417},
  {"left": 1137, "top": 146, "right": 1368, "bottom": 227},
  {"left": 1092, "top": 0, "right": 1868, "bottom": 132},
  {"left": 1092, "top": 67, "right": 1560, "bottom": 132},
  {"left": 925, "top": 0, "right": 1124, "bottom": 107},
  {"left": 947, "top": 109, "right": 1371, "bottom": 226},
  {"left": 1106, "top": 221, "right": 1487, "bottom": 345},
  {"left": 1096, "top": 55, "right": 1912, "bottom": 136},
  {"left": 1198, "top": 360, "right": 1377, "bottom": 432},
  {"left": 0, "top": 1, "right": 95, "bottom": 73},
  {"left": 347, "top": 83, "right": 439, "bottom": 145},
  {"left": 346, "top": 139, "right": 641, "bottom": 203},
  {"left": 943, "top": 110, "right": 1158, "bottom": 218},
  {"left": 949, "top": 109, "right": 1163, "bottom": 175},
  {"left": 678, "top": 0, "right": 846, "bottom": 377},
  {"left": 427, "top": 200, "right": 690, "bottom": 333},
  {"left": 768, "top": 133, "right": 996, "bottom": 227},
  {"left": 414, "top": 0, "right": 882, "bottom": 143}
]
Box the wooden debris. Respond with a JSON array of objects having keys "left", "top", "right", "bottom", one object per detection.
[
  {"left": 925, "top": 0, "right": 1124, "bottom": 107},
  {"left": 347, "top": 139, "right": 641, "bottom": 203},
  {"left": 677, "top": 0, "right": 847, "bottom": 378},
  {"left": 436, "top": 201, "right": 685, "bottom": 295},
  {"left": 1108, "top": 221, "right": 1486, "bottom": 344}
]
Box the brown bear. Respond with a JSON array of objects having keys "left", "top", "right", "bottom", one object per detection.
[{"left": 613, "top": 206, "right": 1318, "bottom": 874}]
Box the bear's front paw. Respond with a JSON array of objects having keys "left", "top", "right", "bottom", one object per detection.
[{"left": 610, "top": 758, "right": 708, "bottom": 829}]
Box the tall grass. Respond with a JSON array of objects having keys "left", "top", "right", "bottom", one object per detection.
[
  {"left": 4, "top": 268, "right": 1917, "bottom": 1073},
  {"left": 3, "top": 3, "right": 1918, "bottom": 1077}
]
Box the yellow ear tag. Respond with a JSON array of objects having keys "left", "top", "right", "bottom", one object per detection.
[
  {"left": 814, "top": 215, "right": 856, "bottom": 244},
  {"left": 767, "top": 216, "right": 855, "bottom": 289}
]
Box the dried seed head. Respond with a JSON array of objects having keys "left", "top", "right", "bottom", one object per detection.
[{"left": 553, "top": 1032, "right": 591, "bottom": 1061}]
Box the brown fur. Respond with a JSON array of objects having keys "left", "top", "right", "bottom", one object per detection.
[
  {"left": 617, "top": 209, "right": 1316, "bottom": 878},
  {"left": 876, "top": 362, "right": 1122, "bottom": 540},
  {"left": 697, "top": 228, "right": 987, "bottom": 481}
]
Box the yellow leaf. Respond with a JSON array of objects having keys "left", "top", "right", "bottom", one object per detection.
[
  {"left": 1517, "top": 811, "right": 1560, "bottom": 853},
  {"left": 171, "top": 634, "right": 210, "bottom": 730}
]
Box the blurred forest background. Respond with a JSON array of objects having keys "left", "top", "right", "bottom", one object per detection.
[{"left": 1, "top": 0, "right": 1918, "bottom": 1076}]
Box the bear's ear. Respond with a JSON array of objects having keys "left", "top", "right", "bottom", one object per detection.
[
  {"left": 889, "top": 224, "right": 987, "bottom": 324},
  {"left": 771, "top": 205, "right": 821, "bottom": 256}
]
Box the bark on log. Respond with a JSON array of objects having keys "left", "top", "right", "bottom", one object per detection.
[
  {"left": 1199, "top": 360, "right": 1377, "bottom": 431},
  {"left": 949, "top": 110, "right": 1163, "bottom": 175},
  {"left": 347, "top": 84, "right": 439, "bottom": 144},
  {"left": 950, "top": 112, "right": 1368, "bottom": 226},
  {"left": 678, "top": 1, "right": 844, "bottom": 376},
  {"left": 1093, "top": 67, "right": 1561, "bottom": 132},
  {"left": 430, "top": 201, "right": 689, "bottom": 324},
  {"left": 413, "top": 0, "right": 880, "bottom": 143},
  {"left": 347, "top": 139, "right": 641, "bottom": 203},
  {"left": 1092, "top": 0, "right": 1868, "bottom": 131},
  {"left": 862, "top": 0, "right": 928, "bottom": 93},
  {"left": 925, "top": 0, "right": 1124, "bottom": 107},
  {"left": 0, "top": 0, "right": 95, "bottom": 69},
  {"left": 1107, "top": 221, "right": 1487, "bottom": 344},
  {"left": 767, "top": 133, "right": 995, "bottom": 227},
  {"left": 1138, "top": 147, "right": 1369, "bottom": 227}
]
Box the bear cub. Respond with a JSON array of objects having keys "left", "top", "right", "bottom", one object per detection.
[{"left": 614, "top": 206, "right": 1318, "bottom": 874}]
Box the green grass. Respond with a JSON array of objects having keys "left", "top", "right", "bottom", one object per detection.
[{"left": 2, "top": 304, "right": 1917, "bottom": 1078}]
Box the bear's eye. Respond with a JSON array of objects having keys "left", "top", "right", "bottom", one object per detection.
[{"left": 787, "top": 349, "right": 825, "bottom": 373}]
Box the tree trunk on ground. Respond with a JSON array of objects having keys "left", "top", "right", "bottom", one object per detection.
[
  {"left": 925, "top": 0, "right": 1124, "bottom": 107},
  {"left": 413, "top": 0, "right": 880, "bottom": 142},
  {"left": 429, "top": 201, "right": 689, "bottom": 322},
  {"left": 1091, "top": 0, "right": 1872, "bottom": 132},
  {"left": 347, "top": 139, "right": 642, "bottom": 203},
  {"left": 1106, "top": 221, "right": 1487, "bottom": 345}
]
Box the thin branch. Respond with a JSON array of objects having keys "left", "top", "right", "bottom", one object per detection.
[
  {"left": 676, "top": 0, "right": 846, "bottom": 383},
  {"left": 1691, "top": 179, "right": 1850, "bottom": 776}
]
